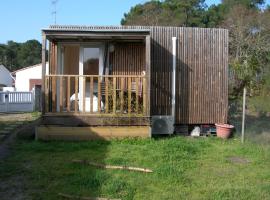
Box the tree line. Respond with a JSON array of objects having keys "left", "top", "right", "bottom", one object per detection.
[
  {"left": 121, "top": 0, "right": 270, "bottom": 98},
  {"left": 0, "top": 40, "right": 42, "bottom": 71}
]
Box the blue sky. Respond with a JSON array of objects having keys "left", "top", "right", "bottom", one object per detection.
[{"left": 0, "top": 0, "right": 268, "bottom": 43}]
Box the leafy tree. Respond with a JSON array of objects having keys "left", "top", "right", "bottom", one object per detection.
[
  {"left": 121, "top": 0, "right": 207, "bottom": 27},
  {"left": 222, "top": 5, "right": 270, "bottom": 97},
  {"left": 121, "top": 1, "right": 165, "bottom": 26},
  {"left": 222, "top": 0, "right": 265, "bottom": 9},
  {"left": 17, "top": 40, "right": 41, "bottom": 68},
  {"left": 203, "top": 4, "right": 227, "bottom": 27},
  {"left": 121, "top": 0, "right": 266, "bottom": 27},
  {"left": 5, "top": 41, "right": 20, "bottom": 71},
  {"left": 203, "top": 0, "right": 265, "bottom": 28},
  {"left": 0, "top": 40, "right": 42, "bottom": 71},
  {"left": 163, "top": 0, "right": 207, "bottom": 26}
]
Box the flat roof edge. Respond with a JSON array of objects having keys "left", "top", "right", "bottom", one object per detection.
[
  {"left": 42, "top": 26, "right": 151, "bottom": 34},
  {"left": 42, "top": 29, "right": 150, "bottom": 33},
  {"left": 42, "top": 25, "right": 228, "bottom": 32}
]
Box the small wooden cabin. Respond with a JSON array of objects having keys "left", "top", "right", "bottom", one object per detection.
[{"left": 37, "top": 25, "right": 228, "bottom": 140}]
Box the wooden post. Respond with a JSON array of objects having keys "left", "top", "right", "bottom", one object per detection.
[
  {"left": 75, "top": 76, "right": 78, "bottom": 113},
  {"left": 145, "top": 35, "right": 151, "bottom": 116},
  {"left": 143, "top": 77, "right": 147, "bottom": 115},
  {"left": 41, "top": 33, "right": 47, "bottom": 114},
  {"left": 82, "top": 77, "right": 86, "bottom": 113},
  {"left": 98, "top": 77, "right": 101, "bottom": 113},
  {"left": 51, "top": 42, "right": 57, "bottom": 112},
  {"left": 136, "top": 77, "right": 139, "bottom": 113},
  {"left": 45, "top": 76, "right": 49, "bottom": 113},
  {"left": 241, "top": 87, "right": 246, "bottom": 143},
  {"left": 105, "top": 77, "right": 109, "bottom": 113},
  {"left": 113, "top": 77, "right": 116, "bottom": 113},
  {"left": 90, "top": 77, "right": 93, "bottom": 113},
  {"left": 120, "top": 77, "right": 124, "bottom": 113},
  {"left": 59, "top": 76, "right": 63, "bottom": 112},
  {"left": 128, "top": 77, "right": 132, "bottom": 114},
  {"left": 52, "top": 76, "right": 56, "bottom": 112},
  {"left": 67, "top": 76, "right": 70, "bottom": 112}
]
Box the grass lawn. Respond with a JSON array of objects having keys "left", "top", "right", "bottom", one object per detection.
[{"left": 0, "top": 137, "right": 269, "bottom": 200}]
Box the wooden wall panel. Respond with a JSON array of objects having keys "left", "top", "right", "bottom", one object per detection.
[
  {"left": 150, "top": 27, "right": 228, "bottom": 124},
  {"left": 110, "top": 43, "right": 145, "bottom": 76},
  {"left": 63, "top": 45, "right": 79, "bottom": 75},
  {"left": 49, "top": 41, "right": 58, "bottom": 112},
  {"left": 63, "top": 45, "right": 79, "bottom": 104}
]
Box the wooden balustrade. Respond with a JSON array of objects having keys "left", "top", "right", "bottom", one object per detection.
[{"left": 44, "top": 75, "right": 148, "bottom": 116}]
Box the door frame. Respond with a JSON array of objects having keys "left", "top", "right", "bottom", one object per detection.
[
  {"left": 56, "top": 42, "right": 105, "bottom": 112},
  {"left": 79, "top": 43, "right": 105, "bottom": 104}
]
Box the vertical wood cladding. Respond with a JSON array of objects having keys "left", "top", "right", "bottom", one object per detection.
[
  {"left": 150, "top": 27, "right": 228, "bottom": 124},
  {"left": 48, "top": 26, "right": 228, "bottom": 124},
  {"left": 110, "top": 43, "right": 146, "bottom": 91},
  {"left": 110, "top": 43, "right": 146, "bottom": 76}
]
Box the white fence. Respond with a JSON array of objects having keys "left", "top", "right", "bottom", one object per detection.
[{"left": 0, "top": 91, "right": 34, "bottom": 112}]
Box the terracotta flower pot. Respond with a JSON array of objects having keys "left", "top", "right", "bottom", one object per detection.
[{"left": 215, "top": 123, "right": 234, "bottom": 139}]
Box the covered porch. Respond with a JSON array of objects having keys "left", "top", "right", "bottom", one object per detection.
[{"left": 41, "top": 26, "right": 151, "bottom": 121}]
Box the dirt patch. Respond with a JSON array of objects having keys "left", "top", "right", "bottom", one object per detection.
[
  {"left": 0, "top": 113, "right": 41, "bottom": 159},
  {"left": 0, "top": 113, "right": 35, "bottom": 122},
  {"left": 227, "top": 156, "right": 251, "bottom": 164},
  {"left": 0, "top": 113, "right": 41, "bottom": 200}
]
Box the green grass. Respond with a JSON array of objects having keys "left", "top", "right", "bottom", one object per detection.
[
  {"left": 0, "top": 137, "right": 270, "bottom": 200},
  {"left": 229, "top": 96, "right": 270, "bottom": 144},
  {"left": 249, "top": 95, "right": 270, "bottom": 114}
]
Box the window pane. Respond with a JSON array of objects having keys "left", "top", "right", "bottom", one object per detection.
[{"left": 83, "top": 48, "right": 99, "bottom": 75}]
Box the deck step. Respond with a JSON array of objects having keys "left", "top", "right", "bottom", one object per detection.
[{"left": 36, "top": 126, "right": 150, "bottom": 141}]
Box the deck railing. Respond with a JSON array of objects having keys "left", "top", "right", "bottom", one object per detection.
[{"left": 45, "top": 75, "right": 148, "bottom": 116}]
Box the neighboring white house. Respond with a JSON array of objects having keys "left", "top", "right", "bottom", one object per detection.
[
  {"left": 0, "top": 65, "right": 14, "bottom": 88},
  {"left": 13, "top": 63, "right": 48, "bottom": 92}
]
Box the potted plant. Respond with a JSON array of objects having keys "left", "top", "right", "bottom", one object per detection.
[{"left": 215, "top": 123, "right": 234, "bottom": 139}]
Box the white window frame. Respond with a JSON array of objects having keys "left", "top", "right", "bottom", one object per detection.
[
  {"left": 56, "top": 42, "right": 105, "bottom": 112},
  {"left": 79, "top": 43, "right": 105, "bottom": 107}
]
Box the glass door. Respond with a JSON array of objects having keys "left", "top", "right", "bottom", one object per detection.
[
  {"left": 83, "top": 47, "right": 101, "bottom": 75},
  {"left": 79, "top": 45, "right": 104, "bottom": 112}
]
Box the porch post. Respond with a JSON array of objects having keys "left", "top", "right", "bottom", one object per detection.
[
  {"left": 145, "top": 35, "right": 151, "bottom": 116},
  {"left": 41, "top": 33, "right": 47, "bottom": 114},
  {"left": 79, "top": 46, "right": 84, "bottom": 112}
]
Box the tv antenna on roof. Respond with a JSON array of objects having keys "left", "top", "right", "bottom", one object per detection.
[{"left": 51, "top": 0, "right": 58, "bottom": 25}]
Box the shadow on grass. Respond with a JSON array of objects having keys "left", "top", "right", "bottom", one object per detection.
[
  {"left": 0, "top": 115, "right": 114, "bottom": 200},
  {"left": 230, "top": 113, "right": 270, "bottom": 144},
  {"left": 10, "top": 140, "right": 113, "bottom": 200}
]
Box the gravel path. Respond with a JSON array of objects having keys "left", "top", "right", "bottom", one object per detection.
[{"left": 0, "top": 113, "right": 39, "bottom": 159}]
